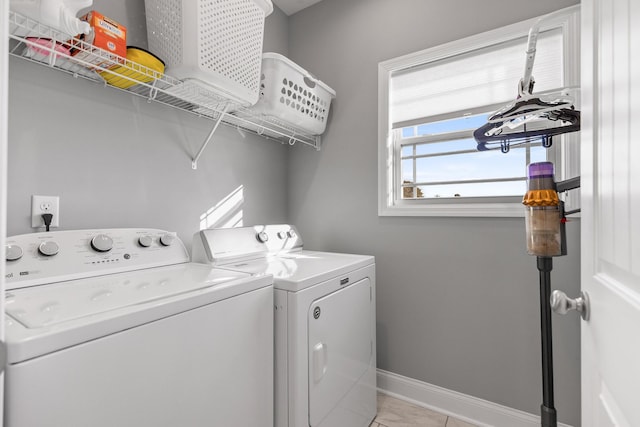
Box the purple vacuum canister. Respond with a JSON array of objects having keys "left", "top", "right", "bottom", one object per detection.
[{"left": 523, "top": 162, "right": 562, "bottom": 256}]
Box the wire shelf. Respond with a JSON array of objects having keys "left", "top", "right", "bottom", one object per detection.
[{"left": 7, "top": 11, "right": 321, "bottom": 158}]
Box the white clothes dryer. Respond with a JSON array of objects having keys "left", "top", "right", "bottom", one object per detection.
[
  {"left": 192, "top": 224, "right": 377, "bottom": 427},
  {"left": 4, "top": 228, "right": 273, "bottom": 427}
]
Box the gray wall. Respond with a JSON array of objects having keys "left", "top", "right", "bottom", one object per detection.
[
  {"left": 7, "top": 1, "right": 585, "bottom": 425},
  {"left": 7, "top": 0, "right": 290, "bottom": 251},
  {"left": 286, "top": 0, "right": 582, "bottom": 425}
]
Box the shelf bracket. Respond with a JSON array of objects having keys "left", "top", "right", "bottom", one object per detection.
[
  {"left": 191, "top": 104, "right": 230, "bottom": 170},
  {"left": 147, "top": 80, "right": 159, "bottom": 103},
  {"left": 47, "top": 35, "right": 58, "bottom": 68}
]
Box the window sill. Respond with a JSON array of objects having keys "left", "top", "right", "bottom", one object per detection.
[{"left": 378, "top": 201, "right": 526, "bottom": 217}]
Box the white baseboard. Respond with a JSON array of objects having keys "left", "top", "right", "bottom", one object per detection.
[{"left": 376, "top": 369, "right": 573, "bottom": 427}]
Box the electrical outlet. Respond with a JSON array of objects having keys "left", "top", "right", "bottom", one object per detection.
[{"left": 31, "top": 195, "right": 60, "bottom": 228}]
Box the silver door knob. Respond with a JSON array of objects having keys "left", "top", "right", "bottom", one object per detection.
[{"left": 550, "top": 290, "right": 590, "bottom": 321}]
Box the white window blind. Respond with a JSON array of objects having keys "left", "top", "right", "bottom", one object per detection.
[{"left": 390, "top": 28, "right": 563, "bottom": 129}]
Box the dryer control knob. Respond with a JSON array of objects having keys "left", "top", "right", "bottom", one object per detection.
[
  {"left": 256, "top": 231, "right": 269, "bottom": 243},
  {"left": 159, "top": 233, "right": 175, "bottom": 247},
  {"left": 138, "top": 235, "right": 153, "bottom": 248},
  {"left": 38, "top": 241, "right": 59, "bottom": 257},
  {"left": 287, "top": 229, "right": 296, "bottom": 239},
  {"left": 91, "top": 234, "right": 113, "bottom": 252},
  {"left": 6, "top": 244, "right": 23, "bottom": 261},
  {"left": 277, "top": 231, "right": 287, "bottom": 239}
]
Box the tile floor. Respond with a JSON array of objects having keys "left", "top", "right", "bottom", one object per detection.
[{"left": 371, "top": 393, "right": 478, "bottom": 427}]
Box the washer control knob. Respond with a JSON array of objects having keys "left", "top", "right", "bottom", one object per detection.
[
  {"left": 256, "top": 231, "right": 269, "bottom": 243},
  {"left": 6, "top": 244, "right": 24, "bottom": 261},
  {"left": 91, "top": 234, "right": 113, "bottom": 252},
  {"left": 138, "top": 235, "right": 153, "bottom": 248},
  {"left": 159, "top": 233, "right": 175, "bottom": 247},
  {"left": 38, "top": 241, "right": 59, "bottom": 257},
  {"left": 277, "top": 231, "right": 287, "bottom": 239},
  {"left": 287, "top": 229, "right": 296, "bottom": 239}
]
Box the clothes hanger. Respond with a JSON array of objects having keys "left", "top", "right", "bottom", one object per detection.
[{"left": 473, "top": 11, "right": 580, "bottom": 152}]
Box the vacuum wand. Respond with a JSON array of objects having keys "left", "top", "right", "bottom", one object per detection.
[{"left": 537, "top": 256, "right": 556, "bottom": 427}]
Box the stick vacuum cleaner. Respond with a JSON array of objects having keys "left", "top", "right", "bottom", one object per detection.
[{"left": 523, "top": 162, "right": 579, "bottom": 427}]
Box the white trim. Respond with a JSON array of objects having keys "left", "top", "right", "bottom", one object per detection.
[
  {"left": 377, "top": 369, "right": 574, "bottom": 427},
  {"left": 379, "top": 202, "right": 525, "bottom": 218},
  {"left": 378, "top": 5, "right": 581, "bottom": 217},
  {"left": 1, "top": 0, "right": 9, "bottom": 418}
]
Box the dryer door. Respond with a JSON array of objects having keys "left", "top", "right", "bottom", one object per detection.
[{"left": 307, "top": 277, "right": 373, "bottom": 426}]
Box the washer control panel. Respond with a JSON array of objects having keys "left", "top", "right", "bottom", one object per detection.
[{"left": 5, "top": 228, "right": 189, "bottom": 290}]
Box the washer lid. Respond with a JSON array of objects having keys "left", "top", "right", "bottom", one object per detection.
[
  {"left": 7, "top": 263, "right": 253, "bottom": 328},
  {"left": 5, "top": 263, "right": 273, "bottom": 363},
  {"left": 219, "top": 250, "right": 374, "bottom": 292}
]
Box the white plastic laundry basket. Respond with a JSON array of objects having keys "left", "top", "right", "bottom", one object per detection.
[
  {"left": 144, "top": 0, "right": 273, "bottom": 107},
  {"left": 251, "top": 53, "right": 336, "bottom": 135}
]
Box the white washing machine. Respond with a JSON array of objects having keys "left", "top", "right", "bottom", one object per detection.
[
  {"left": 4, "top": 228, "right": 273, "bottom": 427},
  {"left": 192, "top": 224, "right": 377, "bottom": 427}
]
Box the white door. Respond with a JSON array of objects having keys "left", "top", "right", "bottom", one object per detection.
[
  {"left": 1, "top": 0, "right": 9, "bottom": 420},
  {"left": 581, "top": 0, "right": 640, "bottom": 426}
]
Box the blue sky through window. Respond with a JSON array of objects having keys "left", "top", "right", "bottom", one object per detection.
[{"left": 401, "top": 113, "right": 548, "bottom": 198}]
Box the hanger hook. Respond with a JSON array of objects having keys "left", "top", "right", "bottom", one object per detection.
[{"left": 501, "top": 140, "right": 510, "bottom": 153}]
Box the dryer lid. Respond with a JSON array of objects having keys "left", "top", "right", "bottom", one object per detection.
[{"left": 218, "top": 250, "right": 374, "bottom": 292}]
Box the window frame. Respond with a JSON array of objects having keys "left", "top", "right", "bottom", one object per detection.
[{"left": 377, "top": 6, "right": 580, "bottom": 217}]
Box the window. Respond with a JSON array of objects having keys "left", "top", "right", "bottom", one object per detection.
[{"left": 378, "top": 6, "right": 580, "bottom": 216}]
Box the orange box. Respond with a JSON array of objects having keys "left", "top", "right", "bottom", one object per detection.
[{"left": 72, "top": 11, "right": 126, "bottom": 69}]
